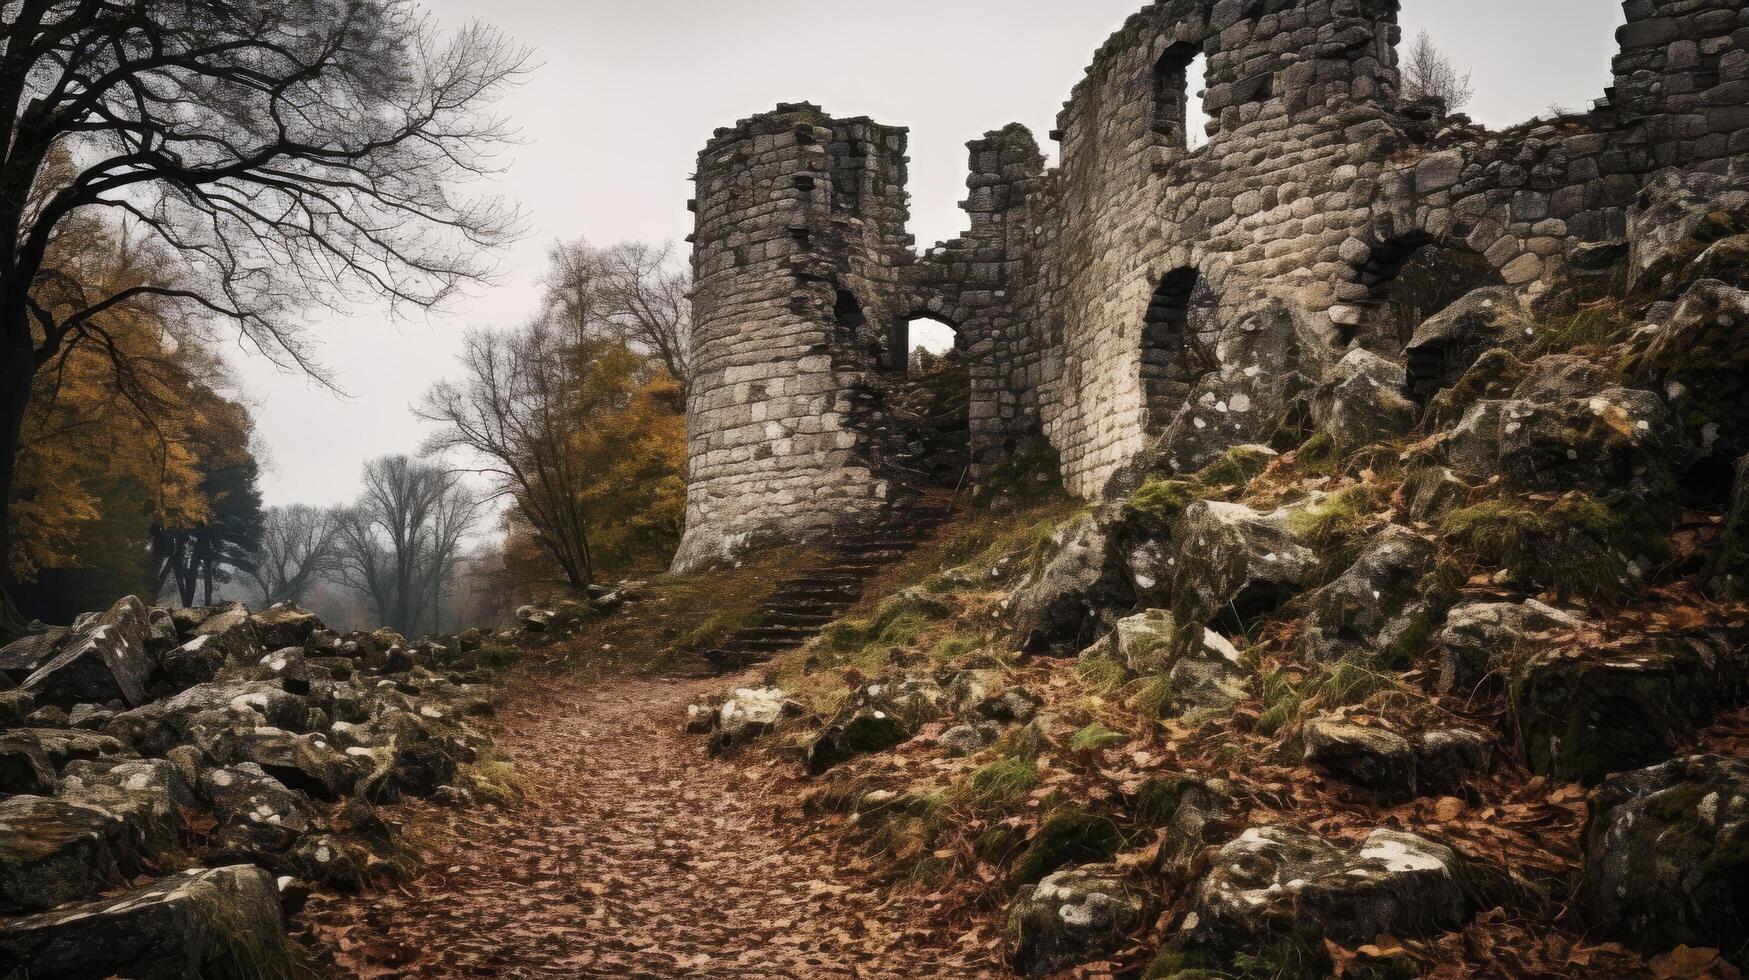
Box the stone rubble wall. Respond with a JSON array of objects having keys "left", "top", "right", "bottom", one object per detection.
[{"left": 676, "top": 0, "right": 1749, "bottom": 567}]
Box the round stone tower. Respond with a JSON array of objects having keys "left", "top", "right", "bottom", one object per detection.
[{"left": 671, "top": 104, "right": 916, "bottom": 572}]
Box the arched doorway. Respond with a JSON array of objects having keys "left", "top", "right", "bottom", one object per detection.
[
  {"left": 1354, "top": 233, "right": 1503, "bottom": 347},
  {"left": 886, "top": 312, "right": 968, "bottom": 488},
  {"left": 1141, "top": 268, "right": 1219, "bottom": 433}
]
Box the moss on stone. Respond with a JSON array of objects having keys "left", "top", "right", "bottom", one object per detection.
[{"left": 1007, "top": 804, "right": 1124, "bottom": 888}]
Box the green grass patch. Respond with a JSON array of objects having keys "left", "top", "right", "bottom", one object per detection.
[
  {"left": 1069, "top": 722, "right": 1128, "bottom": 754},
  {"left": 964, "top": 755, "right": 1039, "bottom": 807},
  {"left": 1529, "top": 301, "right": 1636, "bottom": 356}
]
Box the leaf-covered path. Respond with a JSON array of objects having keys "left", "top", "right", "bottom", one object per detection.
[{"left": 300, "top": 670, "right": 1007, "bottom": 978}]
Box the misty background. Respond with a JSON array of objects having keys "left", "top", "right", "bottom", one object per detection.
[{"left": 236, "top": 0, "right": 1630, "bottom": 510}]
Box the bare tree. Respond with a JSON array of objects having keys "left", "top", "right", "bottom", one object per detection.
[
  {"left": 418, "top": 320, "right": 597, "bottom": 591},
  {"left": 596, "top": 242, "right": 692, "bottom": 397},
  {"left": 247, "top": 505, "right": 342, "bottom": 608},
  {"left": 539, "top": 239, "right": 692, "bottom": 396},
  {"left": 332, "top": 456, "right": 481, "bottom": 636},
  {"left": 1401, "top": 30, "right": 1474, "bottom": 111},
  {"left": 0, "top": 1, "right": 527, "bottom": 633}
]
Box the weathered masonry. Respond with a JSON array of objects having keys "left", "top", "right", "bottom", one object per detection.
[{"left": 673, "top": 0, "right": 1749, "bottom": 572}]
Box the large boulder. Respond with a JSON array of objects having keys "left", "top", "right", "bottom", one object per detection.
[
  {"left": 686, "top": 687, "right": 801, "bottom": 752},
  {"left": 250, "top": 602, "right": 324, "bottom": 650},
  {"left": 197, "top": 763, "right": 319, "bottom": 862},
  {"left": 57, "top": 758, "right": 194, "bottom": 859},
  {"left": 1155, "top": 302, "right": 1310, "bottom": 475},
  {"left": 1576, "top": 755, "right": 1748, "bottom": 965},
  {"left": 1007, "top": 864, "right": 1147, "bottom": 977},
  {"left": 1078, "top": 610, "right": 1183, "bottom": 677},
  {"left": 103, "top": 681, "right": 311, "bottom": 757},
  {"left": 1449, "top": 355, "right": 1688, "bottom": 508},
  {"left": 348, "top": 713, "right": 462, "bottom": 803},
  {"left": 1302, "top": 716, "right": 1417, "bottom": 802},
  {"left": 21, "top": 597, "right": 155, "bottom": 710},
  {"left": 0, "top": 628, "right": 69, "bottom": 684},
  {"left": 1309, "top": 348, "right": 1418, "bottom": 450},
  {"left": 226, "top": 728, "right": 354, "bottom": 801},
  {"left": 1298, "top": 526, "right": 1441, "bottom": 666},
  {"left": 0, "top": 864, "right": 290, "bottom": 980},
  {"left": 1436, "top": 599, "right": 1583, "bottom": 698},
  {"left": 1510, "top": 631, "right": 1745, "bottom": 784},
  {"left": 1630, "top": 279, "right": 1749, "bottom": 465},
  {"left": 1627, "top": 169, "right": 1749, "bottom": 296},
  {"left": 1008, "top": 514, "right": 1134, "bottom": 655},
  {"left": 0, "top": 729, "right": 126, "bottom": 795},
  {"left": 1083, "top": 611, "right": 1248, "bottom": 719},
  {"left": 1175, "top": 827, "right": 1471, "bottom": 963},
  {"left": 1169, "top": 498, "right": 1319, "bottom": 632},
  {"left": 1405, "top": 287, "right": 1528, "bottom": 400},
  {"left": 0, "top": 795, "right": 132, "bottom": 912}
]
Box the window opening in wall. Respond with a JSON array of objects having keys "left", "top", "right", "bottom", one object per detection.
[
  {"left": 1187, "top": 53, "right": 1211, "bottom": 148},
  {"left": 1153, "top": 43, "right": 1210, "bottom": 150},
  {"left": 832, "top": 141, "right": 867, "bottom": 212},
  {"left": 1141, "top": 268, "right": 1219, "bottom": 433}
]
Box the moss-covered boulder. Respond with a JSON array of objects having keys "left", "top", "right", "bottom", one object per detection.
[
  {"left": 57, "top": 758, "right": 194, "bottom": 861},
  {"left": 1007, "top": 863, "right": 1147, "bottom": 977},
  {"left": 0, "top": 864, "right": 294, "bottom": 980},
  {"left": 22, "top": 597, "right": 155, "bottom": 710},
  {"left": 1008, "top": 805, "right": 1124, "bottom": 888},
  {"left": 1631, "top": 279, "right": 1749, "bottom": 467},
  {"left": 1175, "top": 827, "right": 1472, "bottom": 966},
  {"left": 806, "top": 676, "right": 945, "bottom": 774},
  {"left": 1169, "top": 498, "right": 1321, "bottom": 632},
  {"left": 1576, "top": 755, "right": 1749, "bottom": 966},
  {"left": 1298, "top": 526, "right": 1443, "bottom": 667},
  {"left": 1309, "top": 348, "right": 1418, "bottom": 451},
  {"left": 249, "top": 602, "right": 324, "bottom": 651},
  {"left": 1405, "top": 286, "right": 1528, "bottom": 400},
  {"left": 1435, "top": 599, "right": 1582, "bottom": 697},
  {"left": 1509, "top": 631, "right": 1745, "bottom": 784},
  {"left": 1446, "top": 355, "right": 1689, "bottom": 515},
  {"left": 1009, "top": 514, "right": 1135, "bottom": 655}
]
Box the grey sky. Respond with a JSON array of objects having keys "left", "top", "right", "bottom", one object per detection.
[{"left": 238, "top": 0, "right": 1628, "bottom": 508}]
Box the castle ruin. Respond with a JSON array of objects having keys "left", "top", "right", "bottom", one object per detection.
[{"left": 673, "top": 0, "right": 1748, "bottom": 572}]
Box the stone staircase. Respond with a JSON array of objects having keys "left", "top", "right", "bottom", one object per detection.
[{"left": 704, "top": 501, "right": 956, "bottom": 672}]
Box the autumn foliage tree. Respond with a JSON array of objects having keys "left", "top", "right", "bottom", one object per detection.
[
  {"left": 421, "top": 240, "right": 687, "bottom": 595},
  {"left": 7, "top": 199, "right": 263, "bottom": 621},
  {"left": 0, "top": 1, "right": 526, "bottom": 633}
]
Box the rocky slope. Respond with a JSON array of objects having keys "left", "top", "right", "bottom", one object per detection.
[
  {"left": 0, "top": 593, "right": 576, "bottom": 978},
  {"left": 686, "top": 170, "right": 1749, "bottom": 977}
]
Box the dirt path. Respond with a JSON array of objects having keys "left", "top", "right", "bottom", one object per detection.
[{"left": 300, "top": 670, "right": 1007, "bottom": 978}]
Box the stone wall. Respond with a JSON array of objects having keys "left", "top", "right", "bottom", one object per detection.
[{"left": 676, "top": 0, "right": 1749, "bottom": 570}]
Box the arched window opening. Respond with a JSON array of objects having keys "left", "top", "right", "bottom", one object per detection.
[
  {"left": 1357, "top": 234, "right": 1505, "bottom": 397},
  {"left": 906, "top": 315, "right": 957, "bottom": 364},
  {"left": 1153, "top": 43, "right": 1210, "bottom": 150},
  {"left": 1141, "top": 268, "right": 1219, "bottom": 433}
]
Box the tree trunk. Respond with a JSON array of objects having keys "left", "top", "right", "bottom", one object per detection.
[{"left": 0, "top": 342, "right": 32, "bottom": 637}]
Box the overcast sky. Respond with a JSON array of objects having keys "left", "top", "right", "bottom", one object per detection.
[{"left": 238, "top": 0, "right": 1629, "bottom": 508}]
